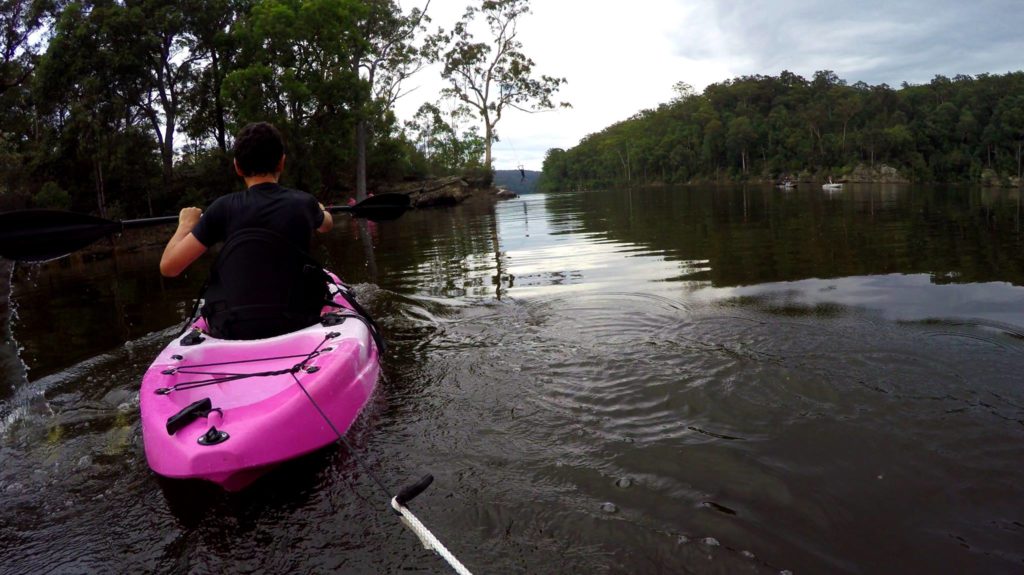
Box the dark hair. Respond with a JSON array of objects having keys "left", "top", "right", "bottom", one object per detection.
[{"left": 233, "top": 122, "right": 285, "bottom": 176}]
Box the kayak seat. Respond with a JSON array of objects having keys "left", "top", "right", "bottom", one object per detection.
[{"left": 201, "top": 228, "right": 330, "bottom": 340}]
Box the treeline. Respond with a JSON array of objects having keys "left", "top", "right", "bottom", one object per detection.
[
  {"left": 541, "top": 71, "right": 1024, "bottom": 190},
  {"left": 0, "top": 0, "right": 469, "bottom": 219}
]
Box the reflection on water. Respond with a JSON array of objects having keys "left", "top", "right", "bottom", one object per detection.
[{"left": 2, "top": 185, "right": 1024, "bottom": 574}]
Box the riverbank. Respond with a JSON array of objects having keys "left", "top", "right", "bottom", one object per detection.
[{"left": 70, "top": 176, "right": 506, "bottom": 257}]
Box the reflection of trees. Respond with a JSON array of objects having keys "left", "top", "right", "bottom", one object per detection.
[
  {"left": 10, "top": 249, "right": 208, "bottom": 376},
  {"left": 319, "top": 200, "right": 508, "bottom": 299},
  {"left": 544, "top": 186, "right": 1024, "bottom": 288}
]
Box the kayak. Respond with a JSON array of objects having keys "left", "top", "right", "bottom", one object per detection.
[{"left": 139, "top": 274, "right": 380, "bottom": 491}]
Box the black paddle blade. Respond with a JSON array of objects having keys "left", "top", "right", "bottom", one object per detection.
[
  {"left": 328, "top": 193, "right": 411, "bottom": 222},
  {"left": 0, "top": 210, "right": 122, "bottom": 262}
]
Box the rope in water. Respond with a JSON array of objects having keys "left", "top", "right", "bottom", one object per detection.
[
  {"left": 288, "top": 350, "right": 474, "bottom": 574},
  {"left": 390, "top": 497, "right": 474, "bottom": 575},
  {"left": 158, "top": 315, "right": 473, "bottom": 573}
]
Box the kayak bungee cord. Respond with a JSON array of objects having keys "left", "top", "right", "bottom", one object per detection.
[{"left": 153, "top": 324, "right": 474, "bottom": 574}]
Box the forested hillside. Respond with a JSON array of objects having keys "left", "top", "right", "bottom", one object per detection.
[{"left": 541, "top": 71, "right": 1024, "bottom": 190}]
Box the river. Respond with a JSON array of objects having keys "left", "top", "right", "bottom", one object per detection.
[{"left": 2, "top": 184, "right": 1023, "bottom": 573}]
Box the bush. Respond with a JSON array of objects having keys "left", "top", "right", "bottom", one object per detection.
[{"left": 33, "top": 182, "right": 71, "bottom": 210}]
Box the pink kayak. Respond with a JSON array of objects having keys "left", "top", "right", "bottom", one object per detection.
[{"left": 140, "top": 277, "right": 380, "bottom": 491}]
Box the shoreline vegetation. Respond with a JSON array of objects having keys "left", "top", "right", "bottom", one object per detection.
[
  {"left": 0, "top": 0, "right": 561, "bottom": 223},
  {"left": 539, "top": 71, "right": 1024, "bottom": 191},
  {"left": 69, "top": 177, "right": 508, "bottom": 258}
]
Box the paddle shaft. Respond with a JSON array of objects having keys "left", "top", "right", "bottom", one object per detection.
[
  {"left": 0, "top": 193, "right": 410, "bottom": 262},
  {"left": 118, "top": 204, "right": 380, "bottom": 230}
]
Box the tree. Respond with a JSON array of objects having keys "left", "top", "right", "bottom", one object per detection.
[
  {"left": 135, "top": 0, "right": 203, "bottom": 213},
  {"left": 224, "top": 0, "right": 366, "bottom": 194},
  {"left": 405, "top": 101, "right": 483, "bottom": 173},
  {"left": 35, "top": 1, "right": 157, "bottom": 217},
  {"left": 431, "top": 0, "right": 567, "bottom": 174},
  {"left": 726, "top": 116, "right": 755, "bottom": 174},
  {"left": 352, "top": 0, "right": 430, "bottom": 200}
]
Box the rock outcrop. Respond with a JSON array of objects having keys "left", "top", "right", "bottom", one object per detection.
[
  {"left": 380, "top": 176, "right": 473, "bottom": 208},
  {"left": 379, "top": 175, "right": 519, "bottom": 207},
  {"left": 847, "top": 164, "right": 909, "bottom": 183}
]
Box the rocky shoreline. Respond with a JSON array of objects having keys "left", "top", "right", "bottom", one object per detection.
[
  {"left": 778, "top": 163, "right": 1021, "bottom": 186},
  {"left": 379, "top": 175, "right": 514, "bottom": 207}
]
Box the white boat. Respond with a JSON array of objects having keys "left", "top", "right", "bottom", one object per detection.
[
  {"left": 776, "top": 180, "right": 797, "bottom": 190},
  {"left": 822, "top": 179, "right": 843, "bottom": 191}
]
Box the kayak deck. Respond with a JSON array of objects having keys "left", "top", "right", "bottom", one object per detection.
[{"left": 140, "top": 282, "right": 380, "bottom": 490}]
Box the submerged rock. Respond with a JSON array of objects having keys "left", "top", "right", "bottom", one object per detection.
[{"left": 495, "top": 186, "right": 518, "bottom": 199}]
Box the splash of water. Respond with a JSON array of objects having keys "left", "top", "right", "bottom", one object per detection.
[{"left": 0, "top": 260, "right": 28, "bottom": 395}]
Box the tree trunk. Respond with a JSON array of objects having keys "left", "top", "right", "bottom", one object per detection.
[
  {"left": 355, "top": 119, "right": 368, "bottom": 201},
  {"left": 1018, "top": 141, "right": 1022, "bottom": 179},
  {"left": 211, "top": 51, "right": 227, "bottom": 154},
  {"left": 157, "top": 114, "right": 174, "bottom": 216},
  {"left": 484, "top": 119, "right": 493, "bottom": 171},
  {"left": 95, "top": 161, "right": 106, "bottom": 218}
]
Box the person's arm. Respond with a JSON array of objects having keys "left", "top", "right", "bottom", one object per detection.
[
  {"left": 316, "top": 202, "right": 333, "bottom": 233},
  {"left": 160, "top": 207, "right": 208, "bottom": 277}
]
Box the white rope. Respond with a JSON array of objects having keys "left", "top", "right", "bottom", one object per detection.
[{"left": 391, "top": 497, "right": 473, "bottom": 575}]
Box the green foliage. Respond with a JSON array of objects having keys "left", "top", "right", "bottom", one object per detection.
[
  {"left": 33, "top": 182, "right": 70, "bottom": 209},
  {"left": 404, "top": 102, "right": 485, "bottom": 174},
  {"left": 542, "top": 71, "right": 1024, "bottom": 190},
  {"left": 0, "top": 0, "right": 433, "bottom": 217}
]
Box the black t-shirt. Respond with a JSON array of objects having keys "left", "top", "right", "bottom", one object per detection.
[{"left": 191, "top": 183, "right": 325, "bottom": 251}]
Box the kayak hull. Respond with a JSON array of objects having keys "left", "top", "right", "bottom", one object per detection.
[{"left": 140, "top": 279, "right": 379, "bottom": 491}]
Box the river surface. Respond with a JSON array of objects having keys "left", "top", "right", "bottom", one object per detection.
[{"left": 2, "top": 185, "right": 1023, "bottom": 574}]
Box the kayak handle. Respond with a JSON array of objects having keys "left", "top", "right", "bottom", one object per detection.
[{"left": 395, "top": 474, "right": 434, "bottom": 507}]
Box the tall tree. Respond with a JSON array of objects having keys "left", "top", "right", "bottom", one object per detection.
[
  {"left": 224, "top": 0, "right": 365, "bottom": 194},
  {"left": 134, "top": 0, "right": 202, "bottom": 214},
  {"left": 35, "top": 1, "right": 157, "bottom": 217},
  {"left": 352, "top": 0, "right": 429, "bottom": 200},
  {"left": 431, "top": 0, "right": 567, "bottom": 175}
]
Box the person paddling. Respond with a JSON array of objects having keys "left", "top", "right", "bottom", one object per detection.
[{"left": 159, "top": 121, "right": 335, "bottom": 339}]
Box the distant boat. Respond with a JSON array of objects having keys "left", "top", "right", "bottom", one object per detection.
[
  {"left": 776, "top": 180, "right": 797, "bottom": 190},
  {"left": 822, "top": 178, "right": 843, "bottom": 191}
]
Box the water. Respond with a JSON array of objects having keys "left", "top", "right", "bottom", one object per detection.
[{"left": 2, "top": 185, "right": 1023, "bottom": 574}]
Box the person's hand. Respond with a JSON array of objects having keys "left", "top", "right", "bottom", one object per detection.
[{"left": 178, "top": 207, "right": 202, "bottom": 231}]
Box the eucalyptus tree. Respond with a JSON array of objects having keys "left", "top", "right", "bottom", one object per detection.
[
  {"left": 34, "top": 1, "right": 159, "bottom": 217},
  {"left": 180, "top": 0, "right": 250, "bottom": 156},
  {"left": 0, "top": 0, "right": 57, "bottom": 203},
  {"left": 131, "top": 0, "right": 204, "bottom": 211},
  {"left": 430, "top": 0, "right": 567, "bottom": 174},
  {"left": 0, "top": 0, "right": 51, "bottom": 97},
  {"left": 224, "top": 0, "right": 365, "bottom": 194},
  {"left": 351, "top": 0, "right": 429, "bottom": 200},
  {"left": 405, "top": 101, "right": 483, "bottom": 173}
]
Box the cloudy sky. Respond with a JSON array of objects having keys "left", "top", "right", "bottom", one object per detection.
[{"left": 395, "top": 0, "right": 1024, "bottom": 171}]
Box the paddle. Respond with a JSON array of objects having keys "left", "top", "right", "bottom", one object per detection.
[{"left": 0, "top": 192, "right": 411, "bottom": 262}]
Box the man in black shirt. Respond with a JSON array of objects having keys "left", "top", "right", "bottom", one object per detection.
[
  {"left": 160, "top": 122, "right": 332, "bottom": 276},
  {"left": 159, "top": 122, "right": 334, "bottom": 339}
]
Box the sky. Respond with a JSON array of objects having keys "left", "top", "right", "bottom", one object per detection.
[{"left": 394, "top": 0, "right": 1024, "bottom": 171}]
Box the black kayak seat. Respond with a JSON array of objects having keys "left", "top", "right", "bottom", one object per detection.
[{"left": 201, "top": 228, "right": 329, "bottom": 340}]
